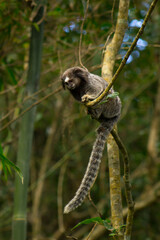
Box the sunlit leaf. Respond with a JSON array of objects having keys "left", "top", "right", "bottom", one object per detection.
[
  {"left": 33, "top": 22, "right": 40, "bottom": 31},
  {"left": 109, "top": 233, "right": 116, "bottom": 236},
  {"left": 72, "top": 217, "right": 103, "bottom": 230},
  {"left": 106, "top": 92, "right": 119, "bottom": 99}
]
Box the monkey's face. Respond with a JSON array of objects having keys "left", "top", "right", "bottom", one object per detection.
[
  {"left": 62, "top": 76, "right": 81, "bottom": 90},
  {"left": 61, "top": 67, "right": 89, "bottom": 90}
]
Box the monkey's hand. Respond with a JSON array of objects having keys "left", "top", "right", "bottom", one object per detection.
[
  {"left": 81, "top": 94, "right": 95, "bottom": 103},
  {"left": 81, "top": 94, "right": 90, "bottom": 103}
]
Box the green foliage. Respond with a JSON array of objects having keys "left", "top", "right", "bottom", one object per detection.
[
  {"left": 32, "top": 23, "right": 40, "bottom": 32},
  {"left": 2, "top": 60, "right": 17, "bottom": 85},
  {"left": 72, "top": 217, "right": 112, "bottom": 231},
  {"left": 97, "top": 92, "right": 119, "bottom": 105},
  {"left": 72, "top": 216, "right": 126, "bottom": 236},
  {"left": 72, "top": 217, "right": 102, "bottom": 230},
  {"left": 0, "top": 0, "right": 160, "bottom": 239},
  {"left": 0, "top": 144, "right": 23, "bottom": 182}
]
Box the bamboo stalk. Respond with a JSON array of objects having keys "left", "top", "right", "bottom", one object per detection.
[{"left": 12, "top": 6, "right": 44, "bottom": 240}]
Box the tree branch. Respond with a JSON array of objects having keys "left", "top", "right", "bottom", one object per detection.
[
  {"left": 101, "top": 1, "right": 130, "bottom": 238},
  {"left": 86, "top": 0, "right": 159, "bottom": 107},
  {"left": 0, "top": 87, "right": 62, "bottom": 132}
]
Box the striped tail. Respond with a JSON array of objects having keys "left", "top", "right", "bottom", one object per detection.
[{"left": 64, "top": 125, "right": 109, "bottom": 214}]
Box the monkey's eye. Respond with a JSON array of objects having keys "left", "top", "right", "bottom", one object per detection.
[
  {"left": 65, "top": 78, "right": 73, "bottom": 85},
  {"left": 68, "top": 79, "right": 73, "bottom": 82}
]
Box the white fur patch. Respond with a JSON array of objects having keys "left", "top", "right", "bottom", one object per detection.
[{"left": 64, "top": 76, "right": 70, "bottom": 83}]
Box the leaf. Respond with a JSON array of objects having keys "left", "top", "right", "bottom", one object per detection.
[
  {"left": 6, "top": 67, "right": 17, "bottom": 85},
  {"left": 0, "top": 144, "right": 3, "bottom": 154},
  {"left": 1, "top": 157, "right": 8, "bottom": 180},
  {"left": 72, "top": 217, "right": 103, "bottom": 230},
  {"left": 0, "top": 145, "right": 23, "bottom": 183},
  {"left": 2, "top": 60, "right": 17, "bottom": 85},
  {"left": 109, "top": 233, "right": 117, "bottom": 236},
  {"left": 97, "top": 92, "right": 119, "bottom": 105},
  {"left": 33, "top": 22, "right": 40, "bottom": 32},
  {"left": 102, "top": 219, "right": 112, "bottom": 230},
  {"left": 5, "top": 162, "right": 12, "bottom": 175},
  {"left": 0, "top": 78, "right": 3, "bottom": 91},
  {"left": 2, "top": 155, "right": 23, "bottom": 183},
  {"left": 119, "top": 224, "right": 126, "bottom": 230},
  {"left": 106, "top": 92, "right": 119, "bottom": 99}
]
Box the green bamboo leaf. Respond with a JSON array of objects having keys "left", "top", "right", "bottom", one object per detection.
[
  {"left": 6, "top": 67, "right": 17, "bottom": 85},
  {"left": 1, "top": 157, "right": 8, "bottom": 180},
  {"left": 3, "top": 156, "right": 23, "bottom": 183},
  {"left": 0, "top": 151, "right": 23, "bottom": 183},
  {"left": 2, "top": 60, "right": 17, "bottom": 85},
  {"left": 0, "top": 144, "right": 3, "bottom": 154},
  {"left": 72, "top": 217, "right": 103, "bottom": 230},
  {"left": 5, "top": 162, "right": 12, "bottom": 175},
  {"left": 0, "top": 78, "right": 3, "bottom": 91},
  {"left": 0, "top": 144, "right": 8, "bottom": 179},
  {"left": 33, "top": 22, "right": 40, "bottom": 31}
]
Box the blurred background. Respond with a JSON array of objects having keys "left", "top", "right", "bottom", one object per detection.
[{"left": 0, "top": 0, "right": 160, "bottom": 239}]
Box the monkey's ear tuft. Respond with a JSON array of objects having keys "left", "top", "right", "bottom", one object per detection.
[
  {"left": 73, "top": 67, "right": 84, "bottom": 74},
  {"left": 73, "top": 67, "right": 89, "bottom": 81}
]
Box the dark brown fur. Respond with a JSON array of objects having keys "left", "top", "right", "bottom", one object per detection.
[{"left": 62, "top": 67, "right": 121, "bottom": 213}]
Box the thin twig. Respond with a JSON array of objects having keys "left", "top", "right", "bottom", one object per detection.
[
  {"left": 79, "top": 0, "right": 89, "bottom": 70},
  {"left": 0, "top": 87, "right": 62, "bottom": 132},
  {"left": 0, "top": 81, "right": 59, "bottom": 123},
  {"left": 86, "top": 223, "right": 98, "bottom": 240},
  {"left": 111, "top": 0, "right": 116, "bottom": 27},
  {"left": 29, "top": 133, "right": 92, "bottom": 191},
  {"left": 58, "top": 50, "right": 63, "bottom": 75},
  {"left": 0, "top": 108, "right": 15, "bottom": 123},
  {"left": 121, "top": 77, "right": 157, "bottom": 119},
  {"left": 36, "top": 5, "right": 47, "bottom": 25},
  {"left": 88, "top": 192, "right": 103, "bottom": 218},
  {"left": 80, "top": 182, "right": 160, "bottom": 240},
  {"left": 111, "top": 129, "right": 134, "bottom": 239},
  {"left": 86, "top": 0, "right": 159, "bottom": 107},
  {"left": 104, "top": 31, "right": 114, "bottom": 50},
  {"left": 23, "top": 80, "right": 59, "bottom": 102},
  {"left": 0, "top": 79, "right": 25, "bottom": 95},
  {"left": 58, "top": 163, "right": 67, "bottom": 232},
  {"left": 66, "top": 235, "right": 78, "bottom": 240},
  {"left": 123, "top": 41, "right": 160, "bottom": 48}
]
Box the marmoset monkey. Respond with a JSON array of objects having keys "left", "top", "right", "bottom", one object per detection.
[{"left": 61, "top": 67, "right": 121, "bottom": 214}]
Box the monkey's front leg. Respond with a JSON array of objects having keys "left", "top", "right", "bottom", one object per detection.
[{"left": 81, "top": 94, "right": 103, "bottom": 120}]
